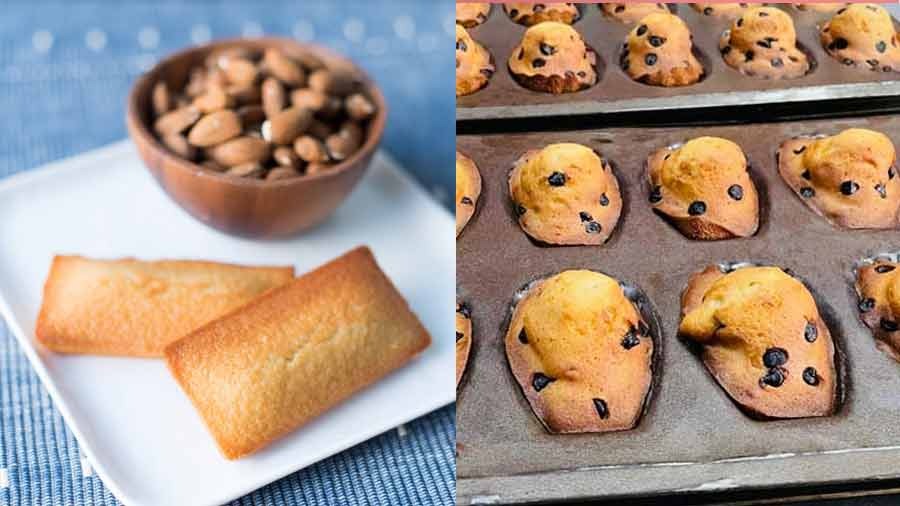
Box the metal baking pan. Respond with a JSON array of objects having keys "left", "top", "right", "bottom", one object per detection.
[
  {"left": 456, "top": 113, "right": 900, "bottom": 505},
  {"left": 456, "top": 3, "right": 900, "bottom": 121}
]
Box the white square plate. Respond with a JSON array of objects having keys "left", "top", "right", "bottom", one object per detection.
[{"left": 0, "top": 141, "right": 455, "bottom": 506}]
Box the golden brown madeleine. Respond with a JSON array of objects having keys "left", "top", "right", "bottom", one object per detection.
[
  {"left": 504, "top": 3, "right": 580, "bottom": 26},
  {"left": 855, "top": 259, "right": 900, "bottom": 361},
  {"left": 508, "top": 22, "right": 597, "bottom": 94},
  {"left": 692, "top": 3, "right": 759, "bottom": 20},
  {"left": 456, "top": 302, "right": 473, "bottom": 387},
  {"left": 456, "top": 151, "right": 482, "bottom": 237},
  {"left": 35, "top": 256, "right": 294, "bottom": 357},
  {"left": 719, "top": 6, "right": 810, "bottom": 79},
  {"left": 165, "top": 247, "right": 431, "bottom": 459},
  {"left": 794, "top": 3, "right": 845, "bottom": 12},
  {"left": 680, "top": 265, "right": 838, "bottom": 419},
  {"left": 456, "top": 2, "right": 492, "bottom": 28},
  {"left": 456, "top": 25, "right": 494, "bottom": 97},
  {"left": 622, "top": 13, "right": 704, "bottom": 87},
  {"left": 778, "top": 128, "right": 900, "bottom": 229},
  {"left": 509, "top": 143, "right": 622, "bottom": 246},
  {"left": 821, "top": 4, "right": 900, "bottom": 72},
  {"left": 647, "top": 136, "right": 759, "bottom": 240},
  {"left": 600, "top": 3, "right": 669, "bottom": 25},
  {"left": 505, "top": 270, "right": 653, "bottom": 433}
]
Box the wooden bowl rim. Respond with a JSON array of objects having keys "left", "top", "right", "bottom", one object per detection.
[{"left": 126, "top": 36, "right": 387, "bottom": 188}]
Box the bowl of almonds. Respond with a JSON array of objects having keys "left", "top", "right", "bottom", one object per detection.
[{"left": 126, "top": 37, "right": 385, "bottom": 238}]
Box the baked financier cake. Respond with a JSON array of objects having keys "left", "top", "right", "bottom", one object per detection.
[
  {"left": 505, "top": 270, "right": 653, "bottom": 433},
  {"left": 647, "top": 136, "right": 759, "bottom": 240},
  {"left": 821, "top": 4, "right": 900, "bottom": 72},
  {"left": 622, "top": 12, "right": 705, "bottom": 87},
  {"left": 600, "top": 3, "right": 669, "bottom": 25},
  {"left": 680, "top": 265, "right": 838, "bottom": 419},
  {"left": 456, "top": 2, "right": 492, "bottom": 28},
  {"left": 778, "top": 128, "right": 900, "bottom": 229},
  {"left": 692, "top": 3, "right": 757, "bottom": 19},
  {"left": 720, "top": 6, "right": 811, "bottom": 79},
  {"left": 795, "top": 3, "right": 846, "bottom": 13},
  {"left": 456, "top": 302, "right": 473, "bottom": 387},
  {"left": 855, "top": 259, "right": 900, "bottom": 362},
  {"left": 508, "top": 22, "right": 597, "bottom": 94},
  {"left": 456, "top": 25, "right": 494, "bottom": 97},
  {"left": 509, "top": 143, "right": 622, "bottom": 245},
  {"left": 504, "top": 3, "right": 580, "bottom": 26},
  {"left": 165, "top": 247, "right": 430, "bottom": 459},
  {"left": 456, "top": 151, "right": 482, "bottom": 237},
  {"left": 35, "top": 256, "right": 293, "bottom": 357}
]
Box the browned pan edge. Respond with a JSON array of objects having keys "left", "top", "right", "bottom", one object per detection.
[
  {"left": 456, "top": 3, "right": 900, "bottom": 120},
  {"left": 456, "top": 113, "right": 900, "bottom": 505}
]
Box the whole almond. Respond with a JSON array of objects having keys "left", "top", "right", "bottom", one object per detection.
[
  {"left": 261, "top": 77, "right": 286, "bottom": 118},
  {"left": 308, "top": 67, "right": 359, "bottom": 96},
  {"left": 222, "top": 57, "right": 259, "bottom": 86},
  {"left": 187, "top": 110, "right": 242, "bottom": 147},
  {"left": 345, "top": 93, "right": 375, "bottom": 120},
  {"left": 263, "top": 48, "right": 306, "bottom": 87},
  {"left": 206, "top": 136, "right": 271, "bottom": 166},
  {"left": 290, "top": 88, "right": 327, "bottom": 112},
  {"left": 237, "top": 105, "right": 266, "bottom": 129},
  {"left": 226, "top": 162, "right": 264, "bottom": 178},
  {"left": 152, "top": 82, "right": 171, "bottom": 116},
  {"left": 293, "top": 135, "right": 328, "bottom": 163},
  {"left": 154, "top": 106, "right": 201, "bottom": 136},
  {"left": 161, "top": 133, "right": 197, "bottom": 160},
  {"left": 273, "top": 146, "right": 302, "bottom": 169},
  {"left": 193, "top": 85, "right": 235, "bottom": 113},
  {"left": 265, "top": 106, "right": 312, "bottom": 145},
  {"left": 266, "top": 166, "right": 299, "bottom": 181},
  {"left": 226, "top": 83, "right": 261, "bottom": 106},
  {"left": 325, "top": 122, "right": 363, "bottom": 161}
]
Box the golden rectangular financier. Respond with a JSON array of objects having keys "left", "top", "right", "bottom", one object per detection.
[
  {"left": 164, "top": 246, "right": 432, "bottom": 460},
  {"left": 36, "top": 256, "right": 294, "bottom": 357}
]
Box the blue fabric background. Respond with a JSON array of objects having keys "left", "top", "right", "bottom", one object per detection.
[{"left": 0, "top": 1, "right": 456, "bottom": 505}]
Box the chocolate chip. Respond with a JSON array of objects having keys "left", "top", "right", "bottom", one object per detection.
[
  {"left": 622, "top": 328, "right": 640, "bottom": 349},
  {"left": 868, "top": 59, "right": 880, "bottom": 68},
  {"left": 688, "top": 201, "right": 707, "bottom": 216},
  {"left": 757, "top": 39, "right": 772, "bottom": 49},
  {"left": 804, "top": 322, "right": 818, "bottom": 343},
  {"left": 840, "top": 180, "right": 859, "bottom": 196},
  {"left": 532, "top": 373, "right": 554, "bottom": 391},
  {"left": 833, "top": 38, "right": 849, "bottom": 50},
  {"left": 698, "top": 6, "right": 711, "bottom": 15},
  {"left": 843, "top": 58, "right": 855, "bottom": 66},
  {"left": 637, "top": 24, "right": 648, "bottom": 36},
  {"left": 518, "top": 328, "right": 528, "bottom": 344},
  {"left": 801, "top": 170, "right": 811, "bottom": 180},
  {"left": 615, "top": 5, "right": 625, "bottom": 13},
  {"left": 577, "top": 70, "right": 587, "bottom": 78},
  {"left": 793, "top": 145, "right": 806, "bottom": 155},
  {"left": 533, "top": 3, "right": 545, "bottom": 13},
  {"left": 759, "top": 11, "right": 769, "bottom": 17},
  {"left": 877, "top": 40, "right": 887, "bottom": 53},
  {"left": 599, "top": 193, "right": 610, "bottom": 206},
  {"left": 837, "top": 7, "right": 846, "bottom": 14},
  {"left": 761, "top": 368, "right": 785, "bottom": 388},
  {"left": 645, "top": 53, "right": 658, "bottom": 66},
  {"left": 516, "top": 204, "right": 527, "bottom": 216},
  {"left": 763, "top": 347, "right": 788, "bottom": 368},
  {"left": 875, "top": 264, "right": 896, "bottom": 274},
  {"left": 456, "top": 40, "right": 468, "bottom": 52},
  {"left": 585, "top": 221, "right": 602, "bottom": 234},
  {"left": 540, "top": 42, "right": 556, "bottom": 56},
  {"left": 509, "top": 8, "right": 519, "bottom": 18},
  {"left": 579, "top": 211, "right": 593, "bottom": 222},
  {"left": 745, "top": 50, "right": 754, "bottom": 62},
  {"left": 649, "top": 186, "right": 663, "bottom": 203},
  {"left": 771, "top": 58, "right": 783, "bottom": 68},
  {"left": 532, "top": 58, "right": 546, "bottom": 68},
  {"left": 800, "top": 186, "right": 815, "bottom": 198},
  {"left": 548, "top": 171, "right": 566, "bottom": 186},
  {"left": 721, "top": 45, "right": 732, "bottom": 56},
  {"left": 592, "top": 398, "right": 610, "bottom": 419},
  {"left": 789, "top": 56, "right": 799, "bottom": 63},
  {"left": 649, "top": 36, "right": 665, "bottom": 47},
  {"left": 803, "top": 367, "right": 820, "bottom": 386},
  {"left": 461, "top": 196, "right": 473, "bottom": 205},
  {"left": 876, "top": 183, "right": 888, "bottom": 199},
  {"left": 881, "top": 318, "right": 899, "bottom": 332},
  {"left": 518, "top": 48, "right": 524, "bottom": 60},
  {"left": 457, "top": 304, "right": 471, "bottom": 319},
  {"left": 456, "top": 332, "right": 463, "bottom": 342},
  {"left": 737, "top": 17, "right": 743, "bottom": 27},
  {"left": 859, "top": 297, "right": 876, "bottom": 313}
]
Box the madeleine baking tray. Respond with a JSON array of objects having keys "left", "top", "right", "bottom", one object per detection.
[
  {"left": 457, "top": 3, "right": 900, "bottom": 121},
  {"left": 456, "top": 114, "right": 900, "bottom": 505}
]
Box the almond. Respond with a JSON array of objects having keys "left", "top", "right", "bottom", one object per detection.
[
  {"left": 290, "top": 88, "right": 327, "bottom": 112},
  {"left": 154, "top": 106, "right": 201, "bottom": 136},
  {"left": 273, "top": 146, "right": 301, "bottom": 169},
  {"left": 226, "top": 162, "right": 264, "bottom": 178},
  {"left": 266, "top": 166, "right": 299, "bottom": 180},
  {"left": 193, "top": 85, "right": 235, "bottom": 113},
  {"left": 161, "top": 133, "right": 197, "bottom": 160},
  {"left": 293, "top": 135, "right": 328, "bottom": 163},
  {"left": 206, "top": 136, "right": 271, "bottom": 167},
  {"left": 263, "top": 48, "right": 306, "bottom": 86},
  {"left": 261, "top": 77, "right": 286, "bottom": 118},
  {"left": 345, "top": 93, "right": 375, "bottom": 120},
  {"left": 325, "top": 122, "right": 363, "bottom": 161},
  {"left": 187, "top": 110, "right": 242, "bottom": 147},
  {"left": 265, "top": 106, "right": 312, "bottom": 145},
  {"left": 222, "top": 57, "right": 258, "bottom": 86},
  {"left": 185, "top": 68, "right": 208, "bottom": 97},
  {"left": 152, "top": 82, "right": 171, "bottom": 116}
]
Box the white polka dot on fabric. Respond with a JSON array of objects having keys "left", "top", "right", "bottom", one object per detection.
[
  {"left": 418, "top": 33, "right": 439, "bottom": 53},
  {"left": 393, "top": 15, "right": 415, "bottom": 40},
  {"left": 85, "top": 29, "right": 107, "bottom": 52},
  {"left": 32, "top": 30, "right": 54, "bottom": 53},
  {"left": 242, "top": 21, "right": 263, "bottom": 38},
  {"left": 365, "top": 37, "right": 387, "bottom": 56},
  {"left": 138, "top": 26, "right": 160, "bottom": 50},
  {"left": 191, "top": 24, "right": 212, "bottom": 45},
  {"left": 343, "top": 18, "right": 365, "bottom": 43},
  {"left": 292, "top": 20, "right": 315, "bottom": 42},
  {"left": 79, "top": 456, "right": 94, "bottom": 477}
]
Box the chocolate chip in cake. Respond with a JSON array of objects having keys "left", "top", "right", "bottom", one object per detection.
[
  {"left": 843, "top": 58, "right": 855, "bottom": 66},
  {"left": 881, "top": 318, "right": 899, "bottom": 332},
  {"left": 801, "top": 170, "right": 811, "bottom": 180},
  {"left": 836, "top": 7, "right": 846, "bottom": 14},
  {"left": 649, "top": 36, "right": 665, "bottom": 47},
  {"left": 456, "top": 40, "right": 468, "bottom": 52},
  {"left": 461, "top": 196, "right": 473, "bottom": 205},
  {"left": 868, "top": 59, "right": 880, "bottom": 68},
  {"left": 728, "top": 184, "right": 744, "bottom": 201},
  {"left": 688, "top": 201, "right": 707, "bottom": 216},
  {"left": 649, "top": 186, "right": 663, "bottom": 203},
  {"left": 758, "top": 11, "right": 768, "bottom": 17},
  {"left": 804, "top": 322, "right": 818, "bottom": 343},
  {"left": 877, "top": 41, "right": 887, "bottom": 53},
  {"left": 540, "top": 42, "right": 556, "bottom": 56},
  {"left": 875, "top": 264, "right": 896, "bottom": 274},
  {"left": 585, "top": 221, "right": 602, "bottom": 234},
  {"left": 761, "top": 368, "right": 785, "bottom": 388},
  {"left": 840, "top": 180, "right": 859, "bottom": 196},
  {"left": 579, "top": 211, "right": 593, "bottom": 222},
  {"left": 509, "top": 8, "right": 519, "bottom": 18},
  {"left": 721, "top": 45, "right": 732, "bottom": 56},
  {"left": 876, "top": 183, "right": 888, "bottom": 199},
  {"left": 771, "top": 58, "right": 783, "bottom": 68},
  {"left": 745, "top": 50, "right": 754, "bottom": 62},
  {"left": 516, "top": 203, "right": 527, "bottom": 216},
  {"left": 763, "top": 347, "right": 788, "bottom": 368},
  {"left": 577, "top": 71, "right": 587, "bottom": 78},
  {"left": 592, "top": 398, "right": 610, "bottom": 419},
  {"left": 645, "top": 53, "right": 658, "bottom": 66},
  {"left": 757, "top": 39, "right": 772, "bottom": 49},
  {"left": 803, "top": 367, "right": 819, "bottom": 386},
  {"left": 833, "top": 38, "right": 849, "bottom": 50},
  {"left": 518, "top": 48, "right": 525, "bottom": 60},
  {"left": 518, "top": 328, "right": 528, "bottom": 344},
  {"left": 548, "top": 171, "right": 566, "bottom": 186},
  {"left": 621, "top": 329, "right": 640, "bottom": 350},
  {"left": 456, "top": 332, "right": 463, "bottom": 342},
  {"left": 457, "top": 303, "right": 471, "bottom": 319},
  {"left": 532, "top": 58, "right": 547, "bottom": 68},
  {"left": 599, "top": 193, "right": 610, "bottom": 206},
  {"left": 704, "top": 7, "right": 713, "bottom": 15},
  {"left": 737, "top": 17, "right": 744, "bottom": 27},
  {"left": 532, "top": 373, "right": 554, "bottom": 391},
  {"left": 859, "top": 297, "right": 876, "bottom": 313},
  {"left": 793, "top": 145, "right": 806, "bottom": 155},
  {"left": 533, "top": 3, "right": 545, "bottom": 13},
  {"left": 637, "top": 24, "right": 648, "bottom": 36},
  {"left": 615, "top": 5, "right": 625, "bottom": 13},
  {"left": 800, "top": 186, "right": 815, "bottom": 198}
]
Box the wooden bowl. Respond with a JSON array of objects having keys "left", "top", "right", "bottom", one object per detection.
[{"left": 126, "top": 37, "right": 387, "bottom": 238}]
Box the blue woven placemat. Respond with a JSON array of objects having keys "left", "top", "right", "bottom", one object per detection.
[{"left": 0, "top": 1, "right": 455, "bottom": 505}]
